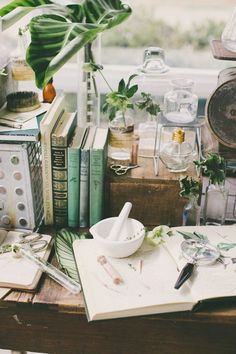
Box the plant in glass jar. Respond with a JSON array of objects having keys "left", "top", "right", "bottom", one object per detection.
[
  {"left": 194, "top": 153, "right": 228, "bottom": 225},
  {"left": 179, "top": 175, "right": 202, "bottom": 226},
  {"left": 102, "top": 74, "right": 138, "bottom": 160}
]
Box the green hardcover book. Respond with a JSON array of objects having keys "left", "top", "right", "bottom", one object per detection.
[
  {"left": 67, "top": 126, "right": 88, "bottom": 228},
  {"left": 79, "top": 126, "right": 97, "bottom": 228},
  {"left": 89, "top": 127, "right": 109, "bottom": 226},
  {"left": 51, "top": 111, "right": 77, "bottom": 227}
]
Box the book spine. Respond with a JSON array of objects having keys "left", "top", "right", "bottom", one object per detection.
[
  {"left": 89, "top": 148, "right": 106, "bottom": 226},
  {"left": 51, "top": 137, "right": 68, "bottom": 227},
  {"left": 40, "top": 97, "right": 65, "bottom": 225},
  {"left": 79, "top": 149, "right": 90, "bottom": 227},
  {"left": 68, "top": 147, "right": 81, "bottom": 228},
  {"left": 41, "top": 129, "right": 54, "bottom": 225}
]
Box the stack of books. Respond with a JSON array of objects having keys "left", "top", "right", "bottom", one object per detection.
[
  {"left": 40, "top": 96, "right": 109, "bottom": 227},
  {"left": 0, "top": 102, "right": 50, "bottom": 142}
]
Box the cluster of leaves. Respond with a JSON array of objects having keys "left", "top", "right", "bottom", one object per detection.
[
  {"left": 136, "top": 92, "right": 160, "bottom": 117},
  {"left": 194, "top": 153, "right": 226, "bottom": 185},
  {"left": 0, "top": 0, "right": 132, "bottom": 89},
  {"left": 102, "top": 74, "right": 138, "bottom": 122},
  {"left": 84, "top": 63, "right": 161, "bottom": 123},
  {"left": 179, "top": 175, "right": 202, "bottom": 199}
]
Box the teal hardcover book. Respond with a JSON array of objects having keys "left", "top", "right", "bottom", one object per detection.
[
  {"left": 89, "top": 127, "right": 108, "bottom": 226},
  {"left": 79, "top": 126, "right": 97, "bottom": 228},
  {"left": 67, "top": 126, "right": 88, "bottom": 228}
]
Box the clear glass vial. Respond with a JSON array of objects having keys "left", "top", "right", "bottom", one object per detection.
[
  {"left": 163, "top": 78, "right": 198, "bottom": 123},
  {"left": 160, "top": 128, "right": 194, "bottom": 172}
]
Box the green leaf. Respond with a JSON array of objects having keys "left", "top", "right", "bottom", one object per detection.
[
  {"left": 55, "top": 228, "right": 91, "bottom": 282},
  {"left": 126, "top": 73, "right": 137, "bottom": 89},
  {"left": 177, "top": 231, "right": 208, "bottom": 242},
  {"left": 1, "top": 0, "right": 132, "bottom": 88},
  {"left": 126, "top": 84, "right": 138, "bottom": 98},
  {"left": 217, "top": 242, "right": 236, "bottom": 251},
  {"left": 179, "top": 175, "right": 201, "bottom": 199},
  {"left": 118, "top": 78, "right": 126, "bottom": 94},
  {"left": 194, "top": 153, "right": 226, "bottom": 185}
]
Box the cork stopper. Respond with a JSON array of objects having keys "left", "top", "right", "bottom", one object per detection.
[{"left": 172, "top": 128, "right": 185, "bottom": 143}]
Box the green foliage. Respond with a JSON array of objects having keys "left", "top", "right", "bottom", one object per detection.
[
  {"left": 0, "top": 0, "right": 132, "bottom": 88},
  {"left": 136, "top": 92, "right": 160, "bottom": 117},
  {"left": 102, "top": 74, "right": 138, "bottom": 121},
  {"left": 102, "top": 10, "right": 225, "bottom": 51},
  {"left": 179, "top": 175, "right": 201, "bottom": 199},
  {"left": 55, "top": 228, "right": 91, "bottom": 282},
  {"left": 194, "top": 153, "right": 226, "bottom": 185}
]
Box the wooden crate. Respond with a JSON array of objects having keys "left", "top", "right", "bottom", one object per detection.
[{"left": 105, "top": 157, "right": 198, "bottom": 227}]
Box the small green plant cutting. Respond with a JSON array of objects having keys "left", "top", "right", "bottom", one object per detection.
[
  {"left": 194, "top": 153, "right": 226, "bottom": 185},
  {"left": 179, "top": 175, "right": 202, "bottom": 226}
]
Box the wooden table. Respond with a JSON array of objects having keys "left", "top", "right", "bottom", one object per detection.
[{"left": 1, "top": 254, "right": 236, "bottom": 354}]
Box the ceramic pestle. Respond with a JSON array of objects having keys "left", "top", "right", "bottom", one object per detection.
[{"left": 107, "top": 202, "right": 132, "bottom": 241}]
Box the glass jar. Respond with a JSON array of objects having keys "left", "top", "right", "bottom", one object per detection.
[
  {"left": 135, "top": 47, "right": 169, "bottom": 157},
  {"left": 163, "top": 78, "right": 198, "bottom": 123},
  {"left": 160, "top": 128, "right": 194, "bottom": 172},
  {"left": 203, "top": 182, "right": 229, "bottom": 225},
  {"left": 182, "top": 196, "right": 201, "bottom": 226},
  {"left": 108, "top": 113, "right": 135, "bottom": 160},
  {"left": 221, "top": 7, "right": 236, "bottom": 52}
]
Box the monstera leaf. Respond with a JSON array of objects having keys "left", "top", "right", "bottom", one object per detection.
[{"left": 0, "top": 0, "right": 132, "bottom": 88}]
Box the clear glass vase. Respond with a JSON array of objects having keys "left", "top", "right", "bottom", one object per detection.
[
  {"left": 221, "top": 7, "right": 236, "bottom": 52},
  {"left": 163, "top": 78, "right": 198, "bottom": 123},
  {"left": 108, "top": 113, "right": 135, "bottom": 160},
  {"left": 182, "top": 196, "right": 201, "bottom": 226},
  {"left": 203, "top": 183, "right": 229, "bottom": 225}
]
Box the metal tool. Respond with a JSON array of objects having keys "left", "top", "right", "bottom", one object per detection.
[
  {"left": 0, "top": 232, "right": 81, "bottom": 294},
  {"left": 110, "top": 164, "right": 139, "bottom": 176},
  {"left": 18, "top": 232, "right": 48, "bottom": 253},
  {"left": 0, "top": 232, "right": 48, "bottom": 255},
  {"left": 174, "top": 239, "right": 220, "bottom": 290}
]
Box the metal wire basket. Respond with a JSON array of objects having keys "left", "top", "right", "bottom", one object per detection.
[{"left": 0, "top": 141, "right": 44, "bottom": 230}]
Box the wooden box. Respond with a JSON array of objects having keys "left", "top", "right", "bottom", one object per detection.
[{"left": 105, "top": 157, "right": 198, "bottom": 227}]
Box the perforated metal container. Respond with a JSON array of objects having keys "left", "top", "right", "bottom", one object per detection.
[{"left": 0, "top": 142, "right": 44, "bottom": 230}]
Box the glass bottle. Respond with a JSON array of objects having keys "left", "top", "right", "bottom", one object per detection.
[
  {"left": 43, "top": 77, "right": 56, "bottom": 103},
  {"left": 11, "top": 28, "right": 35, "bottom": 82},
  {"left": 182, "top": 195, "right": 201, "bottom": 226},
  {"left": 221, "top": 7, "right": 236, "bottom": 52},
  {"left": 160, "top": 128, "right": 193, "bottom": 172},
  {"left": 136, "top": 47, "right": 169, "bottom": 157},
  {"left": 163, "top": 78, "right": 198, "bottom": 124},
  {"left": 108, "top": 112, "right": 135, "bottom": 160},
  {"left": 203, "top": 182, "right": 229, "bottom": 225}
]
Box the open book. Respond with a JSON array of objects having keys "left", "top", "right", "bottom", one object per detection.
[{"left": 73, "top": 225, "right": 236, "bottom": 321}]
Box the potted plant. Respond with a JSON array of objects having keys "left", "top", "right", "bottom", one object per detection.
[
  {"left": 179, "top": 175, "right": 202, "bottom": 226},
  {"left": 0, "top": 0, "right": 132, "bottom": 89},
  {"left": 194, "top": 153, "right": 228, "bottom": 225}
]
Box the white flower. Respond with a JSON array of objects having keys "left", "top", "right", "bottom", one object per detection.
[{"left": 146, "top": 225, "right": 172, "bottom": 246}]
